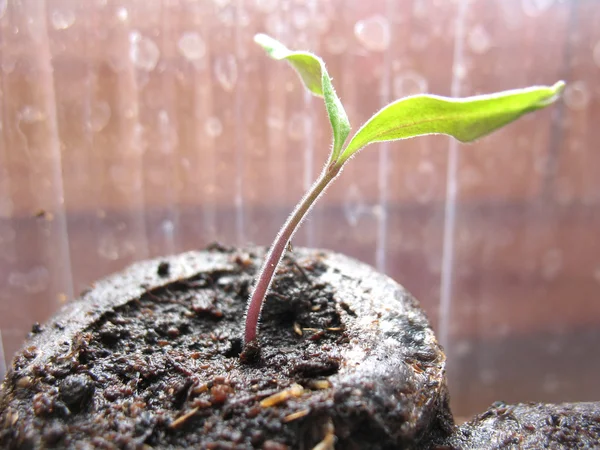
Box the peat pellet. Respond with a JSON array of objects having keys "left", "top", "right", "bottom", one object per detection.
[{"left": 0, "top": 246, "right": 452, "bottom": 449}]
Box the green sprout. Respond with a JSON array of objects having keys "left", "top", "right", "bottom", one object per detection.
[{"left": 243, "top": 33, "right": 564, "bottom": 349}]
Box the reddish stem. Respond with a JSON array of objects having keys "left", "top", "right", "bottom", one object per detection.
[{"left": 244, "top": 163, "right": 341, "bottom": 345}]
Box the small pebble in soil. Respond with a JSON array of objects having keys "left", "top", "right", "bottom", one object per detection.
[
  {"left": 59, "top": 374, "right": 95, "bottom": 412},
  {"left": 157, "top": 261, "right": 170, "bottom": 277}
]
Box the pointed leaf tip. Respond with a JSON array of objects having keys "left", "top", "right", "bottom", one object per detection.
[
  {"left": 337, "top": 82, "right": 565, "bottom": 164},
  {"left": 254, "top": 34, "right": 351, "bottom": 163}
]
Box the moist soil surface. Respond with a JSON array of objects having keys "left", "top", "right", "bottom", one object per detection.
[
  {"left": 0, "top": 245, "right": 452, "bottom": 450},
  {"left": 433, "top": 401, "right": 600, "bottom": 449}
]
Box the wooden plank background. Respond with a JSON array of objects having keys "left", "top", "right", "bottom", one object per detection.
[{"left": 0, "top": 0, "right": 599, "bottom": 416}]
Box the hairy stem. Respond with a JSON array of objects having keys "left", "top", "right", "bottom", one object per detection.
[{"left": 244, "top": 163, "right": 342, "bottom": 345}]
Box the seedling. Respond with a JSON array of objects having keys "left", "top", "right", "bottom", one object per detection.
[{"left": 244, "top": 34, "right": 564, "bottom": 348}]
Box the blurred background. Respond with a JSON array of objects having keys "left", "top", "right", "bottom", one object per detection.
[{"left": 0, "top": 0, "right": 599, "bottom": 418}]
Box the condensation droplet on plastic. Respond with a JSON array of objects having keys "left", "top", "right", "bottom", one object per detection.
[
  {"left": 593, "top": 41, "right": 600, "bottom": 68},
  {"left": 178, "top": 32, "right": 206, "bottom": 62},
  {"left": 454, "top": 340, "right": 472, "bottom": 357},
  {"left": 109, "top": 165, "right": 142, "bottom": 192},
  {"left": 51, "top": 9, "right": 76, "bottom": 30},
  {"left": 468, "top": 24, "right": 491, "bottom": 54},
  {"left": 217, "top": 5, "right": 235, "bottom": 26},
  {"left": 265, "top": 14, "right": 285, "bottom": 37},
  {"left": 255, "top": 0, "right": 278, "bottom": 14},
  {"left": 521, "top": 0, "right": 554, "bottom": 17},
  {"left": 267, "top": 109, "right": 284, "bottom": 130},
  {"left": 479, "top": 369, "right": 496, "bottom": 386},
  {"left": 542, "top": 374, "right": 559, "bottom": 394},
  {"left": 406, "top": 160, "right": 436, "bottom": 204},
  {"left": 205, "top": 116, "right": 223, "bottom": 137},
  {"left": 130, "top": 31, "right": 160, "bottom": 72},
  {"left": 162, "top": 219, "right": 175, "bottom": 235},
  {"left": 541, "top": 248, "right": 562, "bottom": 280},
  {"left": 393, "top": 70, "right": 428, "bottom": 98},
  {"left": 0, "top": 197, "right": 13, "bottom": 219},
  {"left": 116, "top": 7, "right": 128, "bottom": 22},
  {"left": 287, "top": 113, "right": 306, "bottom": 141},
  {"left": 158, "top": 110, "right": 178, "bottom": 152},
  {"left": 98, "top": 233, "right": 120, "bottom": 260},
  {"left": 325, "top": 34, "right": 347, "bottom": 55},
  {"left": 563, "top": 81, "right": 590, "bottom": 111},
  {"left": 354, "top": 15, "right": 391, "bottom": 52},
  {"left": 315, "top": 15, "right": 330, "bottom": 34},
  {"left": 89, "top": 101, "right": 111, "bottom": 132},
  {"left": 453, "top": 64, "right": 467, "bottom": 80},
  {"left": 344, "top": 185, "right": 365, "bottom": 227},
  {"left": 292, "top": 6, "right": 310, "bottom": 29},
  {"left": 214, "top": 54, "right": 238, "bottom": 92},
  {"left": 8, "top": 266, "right": 50, "bottom": 294},
  {"left": 593, "top": 266, "right": 600, "bottom": 283},
  {"left": 1, "top": 53, "right": 17, "bottom": 74},
  {"left": 19, "top": 106, "right": 46, "bottom": 123}
]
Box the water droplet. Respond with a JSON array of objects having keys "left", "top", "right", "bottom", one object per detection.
[
  {"left": 344, "top": 185, "right": 366, "bottom": 226},
  {"left": 51, "top": 9, "right": 75, "bottom": 30},
  {"left": 409, "top": 33, "right": 429, "bottom": 51},
  {"left": 116, "top": 7, "right": 128, "bottom": 22},
  {"left": 109, "top": 165, "right": 142, "bottom": 192},
  {"left": 177, "top": 32, "right": 206, "bottom": 62},
  {"left": 468, "top": 24, "right": 491, "bottom": 54},
  {"left": 205, "top": 116, "right": 223, "bottom": 137},
  {"left": 255, "top": 0, "right": 278, "bottom": 14},
  {"left": 453, "top": 64, "right": 467, "bottom": 80},
  {"left": 1, "top": 53, "right": 17, "bottom": 74},
  {"left": 162, "top": 219, "right": 175, "bottom": 235},
  {"left": 265, "top": 15, "right": 285, "bottom": 37},
  {"left": 129, "top": 31, "right": 160, "bottom": 72},
  {"left": 217, "top": 6, "right": 235, "bottom": 26},
  {"left": 521, "top": 0, "right": 554, "bottom": 17},
  {"left": 315, "top": 15, "right": 330, "bottom": 34},
  {"left": 563, "top": 81, "right": 590, "bottom": 111},
  {"left": 593, "top": 266, "right": 600, "bottom": 283},
  {"left": 593, "top": 41, "right": 600, "bottom": 68},
  {"left": 0, "top": 197, "right": 13, "bottom": 218},
  {"left": 129, "top": 123, "right": 147, "bottom": 156},
  {"left": 325, "top": 34, "right": 347, "bottom": 55},
  {"left": 542, "top": 373, "right": 559, "bottom": 393},
  {"left": 541, "top": 248, "right": 562, "bottom": 280},
  {"left": 88, "top": 101, "right": 111, "bottom": 132},
  {"left": 214, "top": 54, "right": 237, "bottom": 92},
  {"left": 158, "top": 110, "right": 178, "bottom": 152},
  {"left": 479, "top": 368, "right": 496, "bottom": 385},
  {"left": 19, "top": 106, "right": 46, "bottom": 123},
  {"left": 354, "top": 15, "right": 391, "bottom": 52},
  {"left": 98, "top": 233, "right": 120, "bottom": 260},
  {"left": 406, "top": 160, "right": 436, "bottom": 203},
  {"left": 0, "top": 0, "right": 6, "bottom": 19},
  {"left": 292, "top": 6, "right": 310, "bottom": 29},
  {"left": 454, "top": 340, "right": 472, "bottom": 357},
  {"left": 8, "top": 266, "right": 50, "bottom": 294},
  {"left": 287, "top": 113, "right": 306, "bottom": 140},
  {"left": 267, "top": 108, "right": 284, "bottom": 130},
  {"left": 393, "top": 70, "right": 428, "bottom": 97}
]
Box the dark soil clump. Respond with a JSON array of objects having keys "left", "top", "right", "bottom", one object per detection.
[{"left": 0, "top": 246, "right": 452, "bottom": 449}]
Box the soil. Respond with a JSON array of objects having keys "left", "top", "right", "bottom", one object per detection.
[
  {"left": 432, "top": 401, "right": 600, "bottom": 449},
  {"left": 0, "top": 245, "right": 453, "bottom": 450}
]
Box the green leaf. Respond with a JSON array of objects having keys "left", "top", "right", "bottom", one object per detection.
[
  {"left": 254, "top": 33, "right": 351, "bottom": 163},
  {"left": 337, "top": 81, "right": 565, "bottom": 165}
]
